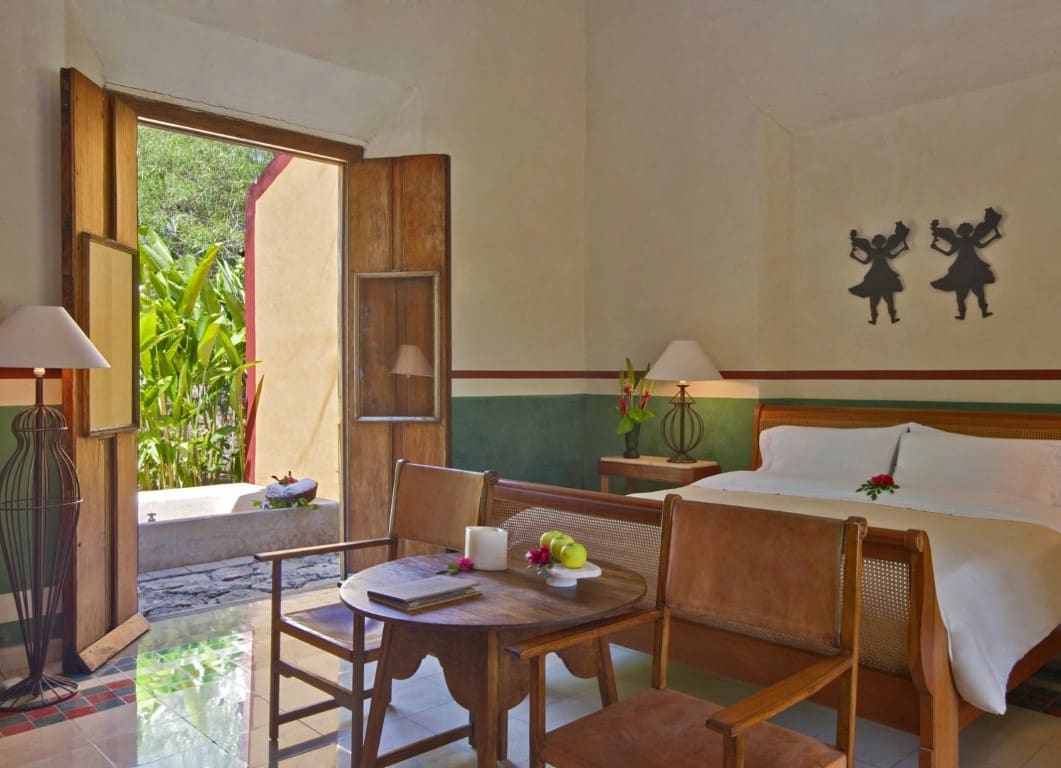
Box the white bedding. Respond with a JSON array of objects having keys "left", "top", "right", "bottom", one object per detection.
[{"left": 634, "top": 471, "right": 1061, "bottom": 715}]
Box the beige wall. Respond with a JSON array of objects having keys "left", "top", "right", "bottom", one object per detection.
[
  {"left": 777, "top": 71, "right": 1061, "bottom": 369},
  {"left": 0, "top": 0, "right": 588, "bottom": 396},
  {"left": 0, "top": 1, "right": 66, "bottom": 315},
  {"left": 584, "top": 1, "right": 1061, "bottom": 404},
  {"left": 759, "top": 70, "right": 1061, "bottom": 402},
  {"left": 250, "top": 157, "right": 342, "bottom": 502},
  {"left": 105, "top": 0, "right": 589, "bottom": 395},
  {"left": 2, "top": 1, "right": 1060, "bottom": 405}
]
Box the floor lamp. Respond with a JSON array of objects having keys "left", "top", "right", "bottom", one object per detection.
[
  {"left": 0, "top": 306, "right": 109, "bottom": 710},
  {"left": 649, "top": 339, "right": 721, "bottom": 463}
]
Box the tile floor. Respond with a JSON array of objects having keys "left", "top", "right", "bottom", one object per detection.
[{"left": 0, "top": 587, "right": 1059, "bottom": 767}]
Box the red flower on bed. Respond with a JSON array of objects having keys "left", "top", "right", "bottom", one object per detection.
[{"left": 856, "top": 473, "right": 900, "bottom": 500}]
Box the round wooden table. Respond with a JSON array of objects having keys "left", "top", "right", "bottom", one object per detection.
[{"left": 340, "top": 550, "right": 646, "bottom": 768}]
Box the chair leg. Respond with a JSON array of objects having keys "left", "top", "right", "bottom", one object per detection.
[
  {"left": 268, "top": 632, "right": 281, "bottom": 740},
  {"left": 594, "top": 636, "right": 618, "bottom": 706},
  {"left": 361, "top": 624, "right": 396, "bottom": 768},
  {"left": 268, "top": 560, "right": 283, "bottom": 741},
  {"left": 350, "top": 616, "right": 366, "bottom": 768}
]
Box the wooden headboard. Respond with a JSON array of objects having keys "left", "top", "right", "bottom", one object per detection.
[{"left": 750, "top": 403, "right": 1061, "bottom": 468}]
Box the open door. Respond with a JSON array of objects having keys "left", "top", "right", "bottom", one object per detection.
[
  {"left": 59, "top": 68, "right": 146, "bottom": 671},
  {"left": 344, "top": 156, "right": 451, "bottom": 567},
  {"left": 60, "top": 69, "right": 451, "bottom": 659}
]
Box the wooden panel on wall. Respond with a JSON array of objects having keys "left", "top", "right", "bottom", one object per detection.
[{"left": 345, "top": 156, "right": 451, "bottom": 566}]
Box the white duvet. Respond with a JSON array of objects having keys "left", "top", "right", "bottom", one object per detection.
[{"left": 634, "top": 471, "right": 1061, "bottom": 715}]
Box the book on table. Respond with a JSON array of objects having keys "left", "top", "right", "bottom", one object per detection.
[{"left": 367, "top": 574, "right": 480, "bottom": 610}]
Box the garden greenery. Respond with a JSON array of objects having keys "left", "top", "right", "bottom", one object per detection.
[
  {"left": 137, "top": 226, "right": 262, "bottom": 490},
  {"left": 136, "top": 127, "right": 273, "bottom": 490}
]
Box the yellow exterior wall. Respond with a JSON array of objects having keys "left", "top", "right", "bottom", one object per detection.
[{"left": 248, "top": 157, "right": 342, "bottom": 501}]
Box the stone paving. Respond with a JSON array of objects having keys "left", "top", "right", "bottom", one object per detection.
[{"left": 137, "top": 553, "right": 341, "bottom": 619}]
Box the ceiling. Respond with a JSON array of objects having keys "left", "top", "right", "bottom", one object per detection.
[{"left": 682, "top": 0, "right": 1061, "bottom": 132}]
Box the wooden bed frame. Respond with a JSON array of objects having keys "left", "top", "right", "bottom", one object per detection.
[
  {"left": 487, "top": 403, "right": 1061, "bottom": 768},
  {"left": 738, "top": 404, "right": 1060, "bottom": 767}
]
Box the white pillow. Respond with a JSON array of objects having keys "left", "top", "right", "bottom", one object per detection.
[
  {"left": 907, "top": 422, "right": 950, "bottom": 435},
  {"left": 893, "top": 430, "right": 1061, "bottom": 504},
  {"left": 758, "top": 424, "right": 909, "bottom": 480}
]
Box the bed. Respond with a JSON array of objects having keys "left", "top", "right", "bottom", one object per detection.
[{"left": 627, "top": 404, "right": 1061, "bottom": 768}]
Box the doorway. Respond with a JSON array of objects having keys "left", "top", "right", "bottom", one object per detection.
[
  {"left": 134, "top": 125, "right": 343, "bottom": 617},
  {"left": 61, "top": 69, "right": 452, "bottom": 666}
]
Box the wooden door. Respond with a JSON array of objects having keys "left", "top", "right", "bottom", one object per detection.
[
  {"left": 59, "top": 68, "right": 147, "bottom": 670},
  {"left": 344, "top": 156, "right": 451, "bottom": 566},
  {"left": 60, "top": 73, "right": 449, "bottom": 650}
]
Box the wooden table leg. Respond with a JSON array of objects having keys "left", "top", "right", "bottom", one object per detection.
[
  {"left": 599, "top": 474, "right": 609, "bottom": 493},
  {"left": 528, "top": 656, "right": 546, "bottom": 768},
  {"left": 478, "top": 630, "right": 500, "bottom": 768}
]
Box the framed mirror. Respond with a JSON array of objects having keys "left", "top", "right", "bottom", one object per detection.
[
  {"left": 80, "top": 233, "right": 139, "bottom": 435},
  {"left": 354, "top": 270, "right": 440, "bottom": 421}
]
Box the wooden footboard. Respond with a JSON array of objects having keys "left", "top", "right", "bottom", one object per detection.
[{"left": 488, "top": 474, "right": 1061, "bottom": 768}]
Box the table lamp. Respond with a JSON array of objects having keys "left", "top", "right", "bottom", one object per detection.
[
  {"left": 0, "top": 306, "right": 109, "bottom": 710},
  {"left": 649, "top": 339, "right": 721, "bottom": 463}
]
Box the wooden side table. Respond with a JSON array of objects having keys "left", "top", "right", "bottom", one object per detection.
[{"left": 597, "top": 455, "right": 721, "bottom": 493}]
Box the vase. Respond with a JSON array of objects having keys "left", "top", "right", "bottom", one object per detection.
[{"left": 623, "top": 424, "right": 641, "bottom": 459}]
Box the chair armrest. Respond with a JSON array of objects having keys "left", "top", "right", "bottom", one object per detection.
[
  {"left": 706, "top": 655, "right": 853, "bottom": 738},
  {"left": 254, "top": 536, "right": 394, "bottom": 562},
  {"left": 505, "top": 608, "right": 661, "bottom": 660}
]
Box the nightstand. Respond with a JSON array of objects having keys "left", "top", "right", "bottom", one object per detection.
[{"left": 597, "top": 455, "right": 721, "bottom": 493}]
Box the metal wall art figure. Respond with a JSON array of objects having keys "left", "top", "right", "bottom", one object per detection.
[
  {"left": 848, "top": 220, "right": 909, "bottom": 324},
  {"left": 929, "top": 207, "right": 1002, "bottom": 319}
]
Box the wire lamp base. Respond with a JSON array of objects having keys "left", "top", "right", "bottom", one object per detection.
[
  {"left": 0, "top": 672, "right": 78, "bottom": 710},
  {"left": 0, "top": 376, "right": 82, "bottom": 711},
  {"left": 660, "top": 384, "right": 704, "bottom": 463}
]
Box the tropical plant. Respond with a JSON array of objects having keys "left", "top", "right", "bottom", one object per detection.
[
  {"left": 615, "top": 358, "right": 654, "bottom": 434},
  {"left": 137, "top": 226, "right": 262, "bottom": 490}
]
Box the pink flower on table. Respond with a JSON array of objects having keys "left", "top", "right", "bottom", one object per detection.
[
  {"left": 525, "top": 546, "right": 551, "bottom": 566},
  {"left": 525, "top": 546, "right": 553, "bottom": 575},
  {"left": 444, "top": 556, "right": 475, "bottom": 574}
]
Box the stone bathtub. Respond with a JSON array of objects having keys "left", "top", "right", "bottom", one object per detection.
[{"left": 138, "top": 483, "right": 341, "bottom": 571}]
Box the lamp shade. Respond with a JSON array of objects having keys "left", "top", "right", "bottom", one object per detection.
[
  {"left": 0, "top": 306, "right": 109, "bottom": 370},
  {"left": 649, "top": 340, "right": 720, "bottom": 383},
  {"left": 390, "top": 344, "right": 433, "bottom": 377}
]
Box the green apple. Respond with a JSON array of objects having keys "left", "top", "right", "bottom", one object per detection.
[
  {"left": 539, "top": 530, "right": 564, "bottom": 550},
  {"left": 559, "top": 540, "right": 587, "bottom": 569},
  {"left": 549, "top": 533, "right": 575, "bottom": 560}
]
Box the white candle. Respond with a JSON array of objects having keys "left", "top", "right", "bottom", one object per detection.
[{"left": 464, "top": 526, "right": 508, "bottom": 571}]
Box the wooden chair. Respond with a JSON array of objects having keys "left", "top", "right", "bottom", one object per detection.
[
  {"left": 507, "top": 494, "right": 867, "bottom": 768},
  {"left": 254, "top": 459, "right": 496, "bottom": 765}
]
